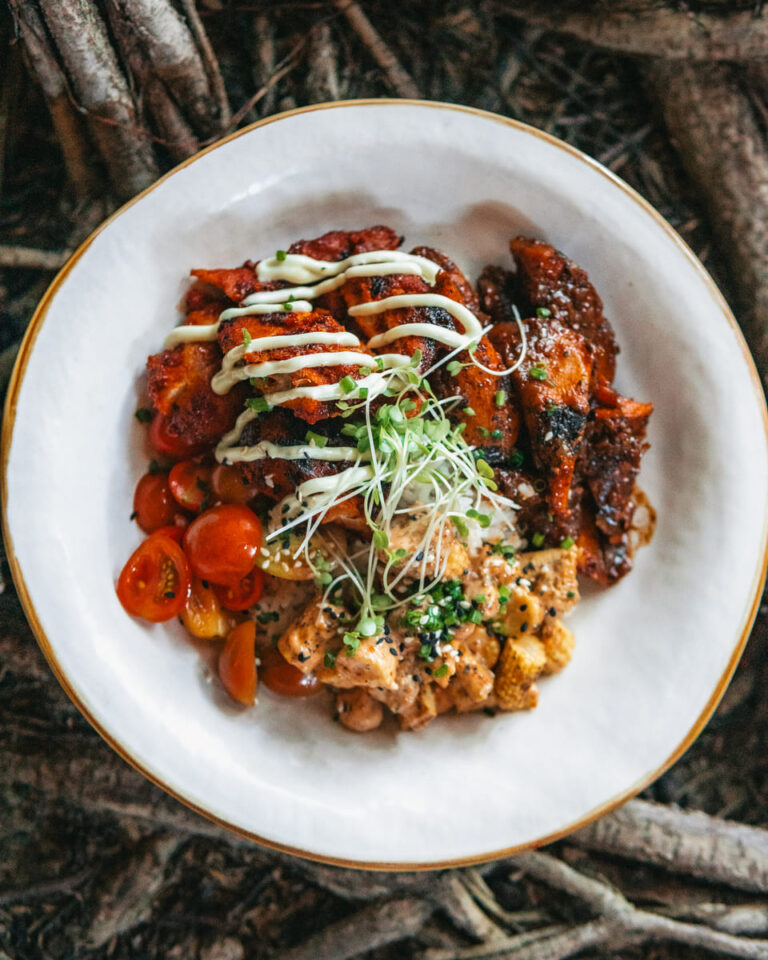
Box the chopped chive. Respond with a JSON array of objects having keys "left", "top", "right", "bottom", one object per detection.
[
  {"left": 324, "top": 650, "right": 337, "bottom": 668},
  {"left": 375, "top": 357, "right": 384, "bottom": 371},
  {"left": 282, "top": 302, "right": 292, "bottom": 311},
  {"left": 339, "top": 375, "right": 356, "bottom": 394},
  {"left": 567, "top": 590, "right": 576, "bottom": 599},
  {"left": 560, "top": 536, "right": 575, "bottom": 550},
  {"left": 494, "top": 390, "right": 507, "bottom": 407},
  {"left": 498, "top": 585, "right": 510, "bottom": 605},
  {"left": 245, "top": 396, "right": 271, "bottom": 413},
  {"left": 529, "top": 363, "right": 548, "bottom": 381},
  {"left": 469, "top": 608, "right": 483, "bottom": 624},
  {"left": 134, "top": 407, "right": 152, "bottom": 423},
  {"left": 479, "top": 426, "right": 490, "bottom": 438},
  {"left": 536, "top": 306, "right": 551, "bottom": 318},
  {"left": 531, "top": 532, "right": 546, "bottom": 547},
  {"left": 305, "top": 430, "right": 328, "bottom": 448},
  {"left": 509, "top": 449, "right": 524, "bottom": 468},
  {"left": 491, "top": 429, "right": 503, "bottom": 440},
  {"left": 242, "top": 328, "right": 252, "bottom": 348},
  {"left": 276, "top": 249, "right": 287, "bottom": 261},
  {"left": 358, "top": 386, "right": 369, "bottom": 399},
  {"left": 433, "top": 664, "right": 449, "bottom": 678}
]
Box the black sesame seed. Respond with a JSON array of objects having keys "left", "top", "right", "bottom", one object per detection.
[
  {"left": 519, "top": 604, "right": 528, "bottom": 611},
  {"left": 164, "top": 591, "right": 175, "bottom": 599},
  {"left": 297, "top": 652, "right": 308, "bottom": 663},
  {"left": 376, "top": 637, "right": 385, "bottom": 645},
  {"left": 549, "top": 606, "right": 557, "bottom": 617},
  {"left": 415, "top": 551, "right": 424, "bottom": 562},
  {"left": 412, "top": 674, "right": 419, "bottom": 682},
  {"left": 389, "top": 647, "right": 397, "bottom": 656},
  {"left": 425, "top": 667, "right": 432, "bottom": 675},
  {"left": 520, "top": 621, "right": 529, "bottom": 632}
]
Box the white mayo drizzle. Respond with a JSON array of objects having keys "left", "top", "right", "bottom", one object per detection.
[
  {"left": 351, "top": 294, "right": 483, "bottom": 348},
  {"left": 163, "top": 301, "right": 313, "bottom": 349},
  {"left": 211, "top": 350, "right": 374, "bottom": 395},
  {"left": 174, "top": 249, "right": 489, "bottom": 475},
  {"left": 256, "top": 251, "right": 440, "bottom": 285}
]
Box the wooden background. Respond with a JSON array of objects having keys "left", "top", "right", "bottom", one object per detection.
[{"left": 1, "top": 2, "right": 768, "bottom": 958}]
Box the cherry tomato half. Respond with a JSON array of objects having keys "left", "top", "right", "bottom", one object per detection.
[
  {"left": 149, "top": 414, "right": 204, "bottom": 460},
  {"left": 219, "top": 621, "right": 258, "bottom": 705},
  {"left": 213, "top": 568, "right": 264, "bottom": 611},
  {"left": 261, "top": 646, "right": 321, "bottom": 698},
  {"left": 181, "top": 576, "right": 233, "bottom": 639},
  {"left": 184, "top": 504, "right": 263, "bottom": 585},
  {"left": 133, "top": 472, "right": 179, "bottom": 534},
  {"left": 169, "top": 460, "right": 213, "bottom": 513},
  {"left": 211, "top": 464, "right": 261, "bottom": 505},
  {"left": 116, "top": 533, "right": 190, "bottom": 622}
]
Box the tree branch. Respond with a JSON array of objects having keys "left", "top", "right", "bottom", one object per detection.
[{"left": 505, "top": 2, "right": 768, "bottom": 61}]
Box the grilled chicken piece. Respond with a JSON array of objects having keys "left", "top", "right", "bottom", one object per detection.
[
  {"left": 191, "top": 263, "right": 285, "bottom": 303},
  {"left": 580, "top": 391, "right": 653, "bottom": 539},
  {"left": 491, "top": 317, "right": 592, "bottom": 515},
  {"left": 477, "top": 265, "right": 517, "bottom": 325},
  {"left": 146, "top": 341, "right": 245, "bottom": 450},
  {"left": 288, "top": 225, "right": 402, "bottom": 260},
  {"left": 509, "top": 236, "right": 618, "bottom": 389},
  {"left": 410, "top": 245, "right": 480, "bottom": 313},
  {"left": 278, "top": 594, "right": 345, "bottom": 672},
  {"left": 191, "top": 226, "right": 401, "bottom": 306},
  {"left": 235, "top": 408, "right": 370, "bottom": 533},
  {"left": 218, "top": 308, "right": 374, "bottom": 424}
]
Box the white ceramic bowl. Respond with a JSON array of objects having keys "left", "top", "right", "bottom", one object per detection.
[{"left": 4, "top": 100, "right": 767, "bottom": 868}]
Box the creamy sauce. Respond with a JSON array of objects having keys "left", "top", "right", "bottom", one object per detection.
[
  {"left": 256, "top": 251, "right": 440, "bottom": 285},
  {"left": 172, "top": 249, "right": 492, "bottom": 476}
]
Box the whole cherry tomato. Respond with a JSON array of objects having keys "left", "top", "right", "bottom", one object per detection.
[
  {"left": 261, "top": 646, "right": 321, "bottom": 698},
  {"left": 219, "top": 621, "right": 258, "bottom": 705},
  {"left": 153, "top": 524, "right": 187, "bottom": 545},
  {"left": 184, "top": 504, "right": 263, "bottom": 585},
  {"left": 133, "top": 472, "right": 179, "bottom": 534},
  {"left": 116, "top": 533, "right": 190, "bottom": 622},
  {"left": 149, "top": 414, "right": 204, "bottom": 460},
  {"left": 213, "top": 568, "right": 264, "bottom": 611},
  {"left": 211, "top": 464, "right": 261, "bottom": 505},
  {"left": 169, "top": 460, "right": 213, "bottom": 513}
]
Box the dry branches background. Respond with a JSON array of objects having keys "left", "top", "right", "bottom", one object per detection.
[{"left": 1, "top": 2, "right": 768, "bottom": 958}]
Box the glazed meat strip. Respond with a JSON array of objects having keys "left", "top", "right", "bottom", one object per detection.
[
  {"left": 579, "top": 391, "right": 653, "bottom": 540},
  {"left": 218, "top": 309, "right": 375, "bottom": 424},
  {"left": 490, "top": 317, "right": 592, "bottom": 516},
  {"left": 508, "top": 237, "right": 618, "bottom": 390},
  {"left": 146, "top": 341, "right": 246, "bottom": 450},
  {"left": 410, "top": 245, "right": 480, "bottom": 314}
]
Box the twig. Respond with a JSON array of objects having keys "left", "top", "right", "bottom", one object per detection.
[
  {"left": 431, "top": 873, "right": 506, "bottom": 941},
  {"left": 653, "top": 901, "right": 768, "bottom": 936},
  {"left": 252, "top": 12, "right": 277, "bottom": 117},
  {"left": 279, "top": 897, "right": 434, "bottom": 960},
  {"left": 332, "top": 0, "right": 421, "bottom": 98},
  {"left": 223, "top": 41, "right": 305, "bottom": 133},
  {"left": 178, "top": 0, "right": 232, "bottom": 126},
  {"left": 105, "top": 0, "right": 222, "bottom": 138},
  {"left": 505, "top": 2, "right": 768, "bottom": 61},
  {"left": 84, "top": 832, "right": 181, "bottom": 949},
  {"left": 642, "top": 60, "right": 768, "bottom": 389},
  {"left": 105, "top": 1, "right": 199, "bottom": 162},
  {"left": 34, "top": 0, "right": 158, "bottom": 199},
  {"left": 0, "top": 44, "right": 22, "bottom": 201},
  {"left": 421, "top": 926, "right": 572, "bottom": 960},
  {"left": 0, "top": 867, "right": 91, "bottom": 906},
  {"left": 461, "top": 869, "right": 545, "bottom": 930},
  {"left": 306, "top": 20, "right": 341, "bottom": 103},
  {"left": 513, "top": 852, "right": 768, "bottom": 960},
  {"left": 0, "top": 244, "right": 68, "bottom": 270},
  {"left": 7, "top": 0, "right": 100, "bottom": 201}
]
